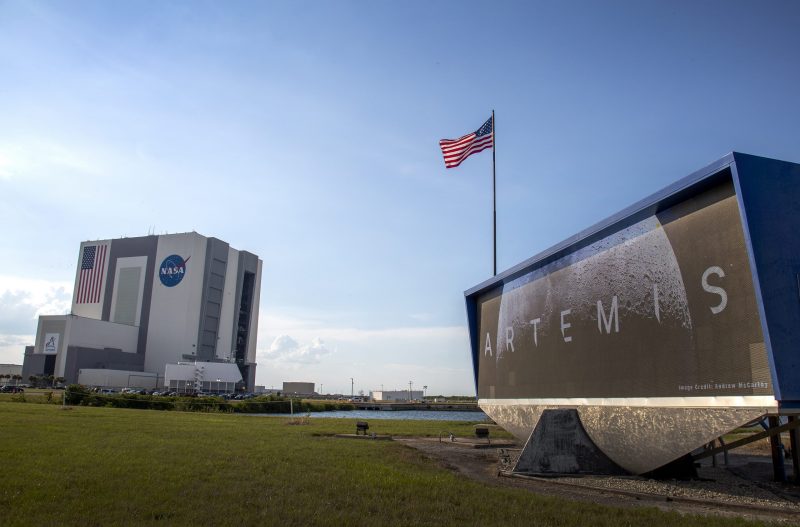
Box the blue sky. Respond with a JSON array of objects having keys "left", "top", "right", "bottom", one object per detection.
[{"left": 1, "top": 0, "right": 798, "bottom": 395}]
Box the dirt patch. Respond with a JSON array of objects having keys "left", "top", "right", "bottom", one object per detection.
[{"left": 397, "top": 437, "right": 800, "bottom": 524}]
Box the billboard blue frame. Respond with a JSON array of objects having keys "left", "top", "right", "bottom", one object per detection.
[{"left": 465, "top": 152, "right": 800, "bottom": 409}]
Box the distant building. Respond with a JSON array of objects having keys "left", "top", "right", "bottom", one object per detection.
[
  {"left": 282, "top": 382, "right": 315, "bottom": 395},
  {"left": 370, "top": 390, "right": 423, "bottom": 402},
  {"left": 254, "top": 386, "right": 281, "bottom": 395},
  {"left": 21, "top": 232, "right": 262, "bottom": 391},
  {"left": 165, "top": 362, "right": 242, "bottom": 394},
  {"left": 77, "top": 369, "right": 160, "bottom": 390},
  {"left": 0, "top": 364, "right": 23, "bottom": 381}
]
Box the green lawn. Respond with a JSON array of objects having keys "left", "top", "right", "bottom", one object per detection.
[
  {"left": 0, "top": 388, "right": 63, "bottom": 404},
  {"left": 0, "top": 403, "right": 766, "bottom": 527}
]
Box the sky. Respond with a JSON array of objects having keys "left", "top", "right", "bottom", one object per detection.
[{"left": 0, "top": 0, "right": 798, "bottom": 396}]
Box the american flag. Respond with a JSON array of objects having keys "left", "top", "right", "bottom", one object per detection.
[
  {"left": 76, "top": 244, "right": 107, "bottom": 304},
  {"left": 439, "top": 116, "right": 494, "bottom": 169}
]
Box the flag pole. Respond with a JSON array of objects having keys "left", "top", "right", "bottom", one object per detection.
[{"left": 492, "top": 109, "right": 496, "bottom": 276}]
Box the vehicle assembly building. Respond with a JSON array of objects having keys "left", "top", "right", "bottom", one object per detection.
[
  {"left": 465, "top": 153, "right": 800, "bottom": 475},
  {"left": 22, "top": 232, "right": 262, "bottom": 391}
]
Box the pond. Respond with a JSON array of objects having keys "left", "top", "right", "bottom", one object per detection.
[{"left": 250, "top": 409, "right": 490, "bottom": 421}]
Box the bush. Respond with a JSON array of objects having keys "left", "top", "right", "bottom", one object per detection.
[
  {"left": 230, "top": 400, "right": 291, "bottom": 414},
  {"left": 64, "top": 384, "right": 88, "bottom": 405},
  {"left": 61, "top": 389, "right": 356, "bottom": 415}
]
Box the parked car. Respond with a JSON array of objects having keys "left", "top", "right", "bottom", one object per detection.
[{"left": 0, "top": 385, "right": 24, "bottom": 393}]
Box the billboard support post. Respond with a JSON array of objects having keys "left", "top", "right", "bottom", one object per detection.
[
  {"left": 768, "top": 416, "right": 787, "bottom": 482},
  {"left": 789, "top": 416, "right": 800, "bottom": 484}
]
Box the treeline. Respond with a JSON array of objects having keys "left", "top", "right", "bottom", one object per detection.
[
  {"left": 64, "top": 385, "right": 355, "bottom": 413},
  {"left": 425, "top": 395, "right": 477, "bottom": 402}
]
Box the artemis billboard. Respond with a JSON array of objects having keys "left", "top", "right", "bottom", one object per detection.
[{"left": 465, "top": 153, "right": 800, "bottom": 474}]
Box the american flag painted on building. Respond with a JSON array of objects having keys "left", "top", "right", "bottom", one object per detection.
[
  {"left": 439, "top": 116, "right": 494, "bottom": 169},
  {"left": 76, "top": 244, "right": 107, "bottom": 304}
]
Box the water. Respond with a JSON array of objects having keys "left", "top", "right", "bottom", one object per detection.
[{"left": 250, "top": 409, "right": 490, "bottom": 421}]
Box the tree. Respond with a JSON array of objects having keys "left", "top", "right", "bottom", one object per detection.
[
  {"left": 14, "top": 374, "right": 22, "bottom": 385},
  {"left": 0, "top": 373, "right": 8, "bottom": 384},
  {"left": 29, "top": 375, "right": 39, "bottom": 387},
  {"left": 54, "top": 377, "right": 66, "bottom": 387}
]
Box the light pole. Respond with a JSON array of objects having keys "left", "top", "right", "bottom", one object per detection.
[
  {"left": 350, "top": 378, "right": 354, "bottom": 399},
  {"left": 409, "top": 380, "right": 413, "bottom": 402},
  {"left": 423, "top": 385, "right": 428, "bottom": 399}
]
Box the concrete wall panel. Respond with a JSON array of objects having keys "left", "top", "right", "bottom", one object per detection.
[{"left": 144, "top": 233, "right": 207, "bottom": 374}]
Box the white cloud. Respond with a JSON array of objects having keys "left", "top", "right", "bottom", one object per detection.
[
  {"left": 259, "top": 334, "right": 333, "bottom": 365},
  {"left": 0, "top": 139, "right": 107, "bottom": 180},
  {"left": 0, "top": 334, "right": 33, "bottom": 365},
  {"left": 0, "top": 275, "right": 72, "bottom": 334},
  {"left": 258, "top": 311, "right": 466, "bottom": 345},
  {"left": 253, "top": 309, "right": 476, "bottom": 395},
  {"left": 0, "top": 275, "right": 72, "bottom": 364},
  {"left": 264, "top": 334, "right": 299, "bottom": 357}
]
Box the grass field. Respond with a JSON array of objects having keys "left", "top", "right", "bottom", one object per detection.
[
  {"left": 0, "top": 403, "right": 768, "bottom": 527},
  {"left": 0, "top": 388, "right": 64, "bottom": 404}
]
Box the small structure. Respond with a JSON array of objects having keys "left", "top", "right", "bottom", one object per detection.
[
  {"left": 370, "top": 390, "right": 423, "bottom": 402},
  {"left": 282, "top": 382, "right": 315, "bottom": 395},
  {"left": 78, "top": 368, "right": 159, "bottom": 390},
  {"left": 0, "top": 364, "right": 23, "bottom": 385},
  {"left": 474, "top": 426, "right": 491, "bottom": 445},
  {"left": 165, "top": 362, "right": 243, "bottom": 394},
  {"left": 356, "top": 421, "right": 369, "bottom": 435}
]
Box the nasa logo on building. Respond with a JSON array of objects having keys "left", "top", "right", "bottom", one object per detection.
[{"left": 159, "top": 255, "right": 190, "bottom": 287}]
